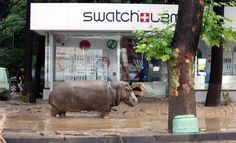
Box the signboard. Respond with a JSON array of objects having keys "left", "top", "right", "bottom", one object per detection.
[{"left": 30, "top": 3, "right": 178, "bottom": 31}]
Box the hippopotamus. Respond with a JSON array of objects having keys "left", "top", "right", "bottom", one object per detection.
[{"left": 48, "top": 80, "right": 138, "bottom": 117}]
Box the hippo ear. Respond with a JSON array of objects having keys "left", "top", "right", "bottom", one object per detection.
[
  {"left": 124, "top": 83, "right": 132, "bottom": 91},
  {"left": 129, "top": 81, "right": 133, "bottom": 86}
]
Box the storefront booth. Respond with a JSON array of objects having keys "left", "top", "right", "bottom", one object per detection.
[
  {"left": 31, "top": 3, "right": 236, "bottom": 100},
  {"left": 31, "top": 3, "right": 178, "bottom": 99}
]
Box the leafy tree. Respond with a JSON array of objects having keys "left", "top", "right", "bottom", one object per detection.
[
  {"left": 0, "top": 0, "right": 21, "bottom": 21},
  {"left": 201, "top": 1, "right": 236, "bottom": 48},
  {"left": 206, "top": 36, "right": 223, "bottom": 106},
  {"left": 0, "top": 0, "right": 26, "bottom": 70},
  {"left": 204, "top": 0, "right": 236, "bottom": 106},
  {"left": 133, "top": 0, "right": 236, "bottom": 132},
  {"left": 133, "top": 25, "right": 174, "bottom": 62}
]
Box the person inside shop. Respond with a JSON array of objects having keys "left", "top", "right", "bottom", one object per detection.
[{"left": 16, "top": 67, "right": 24, "bottom": 92}]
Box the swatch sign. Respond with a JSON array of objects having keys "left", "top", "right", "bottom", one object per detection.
[
  {"left": 83, "top": 10, "right": 177, "bottom": 24},
  {"left": 31, "top": 3, "right": 178, "bottom": 31}
]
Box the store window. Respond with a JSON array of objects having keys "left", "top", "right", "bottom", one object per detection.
[
  {"left": 120, "top": 37, "right": 168, "bottom": 82},
  {"left": 54, "top": 35, "right": 119, "bottom": 82},
  {"left": 55, "top": 47, "right": 107, "bottom": 81},
  {"left": 222, "top": 48, "right": 236, "bottom": 76}
]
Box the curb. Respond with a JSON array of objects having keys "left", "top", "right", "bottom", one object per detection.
[{"left": 4, "top": 132, "right": 236, "bottom": 143}]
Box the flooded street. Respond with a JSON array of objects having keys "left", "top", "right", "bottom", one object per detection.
[
  {"left": 1, "top": 98, "right": 236, "bottom": 137},
  {"left": 3, "top": 113, "right": 167, "bottom": 136}
]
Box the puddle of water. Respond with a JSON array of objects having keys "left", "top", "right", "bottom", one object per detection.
[
  {"left": 4, "top": 110, "right": 236, "bottom": 136},
  {"left": 3, "top": 112, "right": 168, "bottom": 135},
  {"left": 199, "top": 118, "right": 236, "bottom": 132}
]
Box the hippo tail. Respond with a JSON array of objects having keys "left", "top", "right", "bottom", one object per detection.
[
  {"left": 48, "top": 90, "right": 54, "bottom": 105},
  {"left": 48, "top": 90, "right": 60, "bottom": 111}
]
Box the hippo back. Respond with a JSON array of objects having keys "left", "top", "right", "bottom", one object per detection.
[{"left": 49, "top": 80, "right": 114, "bottom": 112}]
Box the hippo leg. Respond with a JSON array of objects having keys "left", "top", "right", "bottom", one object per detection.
[
  {"left": 101, "top": 105, "right": 111, "bottom": 118},
  {"left": 50, "top": 107, "right": 59, "bottom": 117},
  {"left": 101, "top": 112, "right": 110, "bottom": 118},
  {"left": 59, "top": 112, "right": 66, "bottom": 117}
]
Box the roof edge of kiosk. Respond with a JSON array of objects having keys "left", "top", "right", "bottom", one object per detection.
[
  {"left": 30, "top": 4, "right": 236, "bottom": 34},
  {"left": 31, "top": 30, "right": 140, "bottom": 36},
  {"left": 30, "top": 3, "right": 179, "bottom": 35}
]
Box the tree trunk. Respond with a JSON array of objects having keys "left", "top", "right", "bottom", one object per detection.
[
  {"left": 205, "top": 5, "right": 224, "bottom": 106},
  {"left": 166, "top": 0, "right": 178, "bottom": 4},
  {"left": 168, "top": 0, "right": 205, "bottom": 132},
  {"left": 24, "top": 0, "right": 36, "bottom": 103},
  {"left": 34, "top": 35, "right": 45, "bottom": 98}
]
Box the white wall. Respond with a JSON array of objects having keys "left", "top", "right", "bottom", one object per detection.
[{"left": 225, "top": 7, "right": 236, "bottom": 29}]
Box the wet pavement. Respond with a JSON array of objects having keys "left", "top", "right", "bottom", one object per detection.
[
  {"left": 1, "top": 105, "right": 167, "bottom": 137},
  {"left": 3, "top": 113, "right": 236, "bottom": 136},
  {"left": 1, "top": 98, "right": 236, "bottom": 142}
]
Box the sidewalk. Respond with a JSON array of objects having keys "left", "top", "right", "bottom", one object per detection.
[
  {"left": 1, "top": 98, "right": 236, "bottom": 142},
  {"left": 4, "top": 132, "right": 236, "bottom": 143}
]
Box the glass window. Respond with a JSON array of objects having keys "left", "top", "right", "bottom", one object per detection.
[{"left": 120, "top": 37, "right": 167, "bottom": 82}]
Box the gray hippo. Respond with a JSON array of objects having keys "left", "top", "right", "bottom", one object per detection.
[{"left": 48, "top": 80, "right": 138, "bottom": 117}]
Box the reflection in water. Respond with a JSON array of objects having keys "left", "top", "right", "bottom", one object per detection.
[
  {"left": 205, "top": 118, "right": 221, "bottom": 131},
  {"left": 199, "top": 118, "right": 236, "bottom": 132}
]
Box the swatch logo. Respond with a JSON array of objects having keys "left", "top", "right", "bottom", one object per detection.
[{"left": 83, "top": 10, "right": 177, "bottom": 24}]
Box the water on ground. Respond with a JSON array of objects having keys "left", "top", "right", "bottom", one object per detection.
[{"left": 1, "top": 97, "right": 236, "bottom": 137}]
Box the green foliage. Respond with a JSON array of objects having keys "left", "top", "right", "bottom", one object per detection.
[
  {"left": 133, "top": 1, "right": 236, "bottom": 62},
  {"left": 206, "top": 0, "right": 236, "bottom": 7},
  {"left": 0, "top": 14, "right": 25, "bottom": 40},
  {"left": 0, "top": 48, "right": 25, "bottom": 67},
  {"left": 20, "top": 93, "right": 29, "bottom": 103},
  {"left": 0, "top": 0, "right": 26, "bottom": 42},
  {"left": 201, "top": 1, "right": 236, "bottom": 49},
  {"left": 132, "top": 25, "right": 174, "bottom": 62},
  {"left": 222, "top": 89, "right": 232, "bottom": 105},
  {"left": 0, "top": 0, "right": 26, "bottom": 68}
]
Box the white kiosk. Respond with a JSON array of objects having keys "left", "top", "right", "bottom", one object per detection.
[{"left": 30, "top": 3, "right": 178, "bottom": 99}]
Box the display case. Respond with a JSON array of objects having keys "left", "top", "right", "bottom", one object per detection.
[{"left": 55, "top": 47, "right": 108, "bottom": 81}]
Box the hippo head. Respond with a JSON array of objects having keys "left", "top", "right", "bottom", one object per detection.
[{"left": 122, "top": 84, "right": 138, "bottom": 107}]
